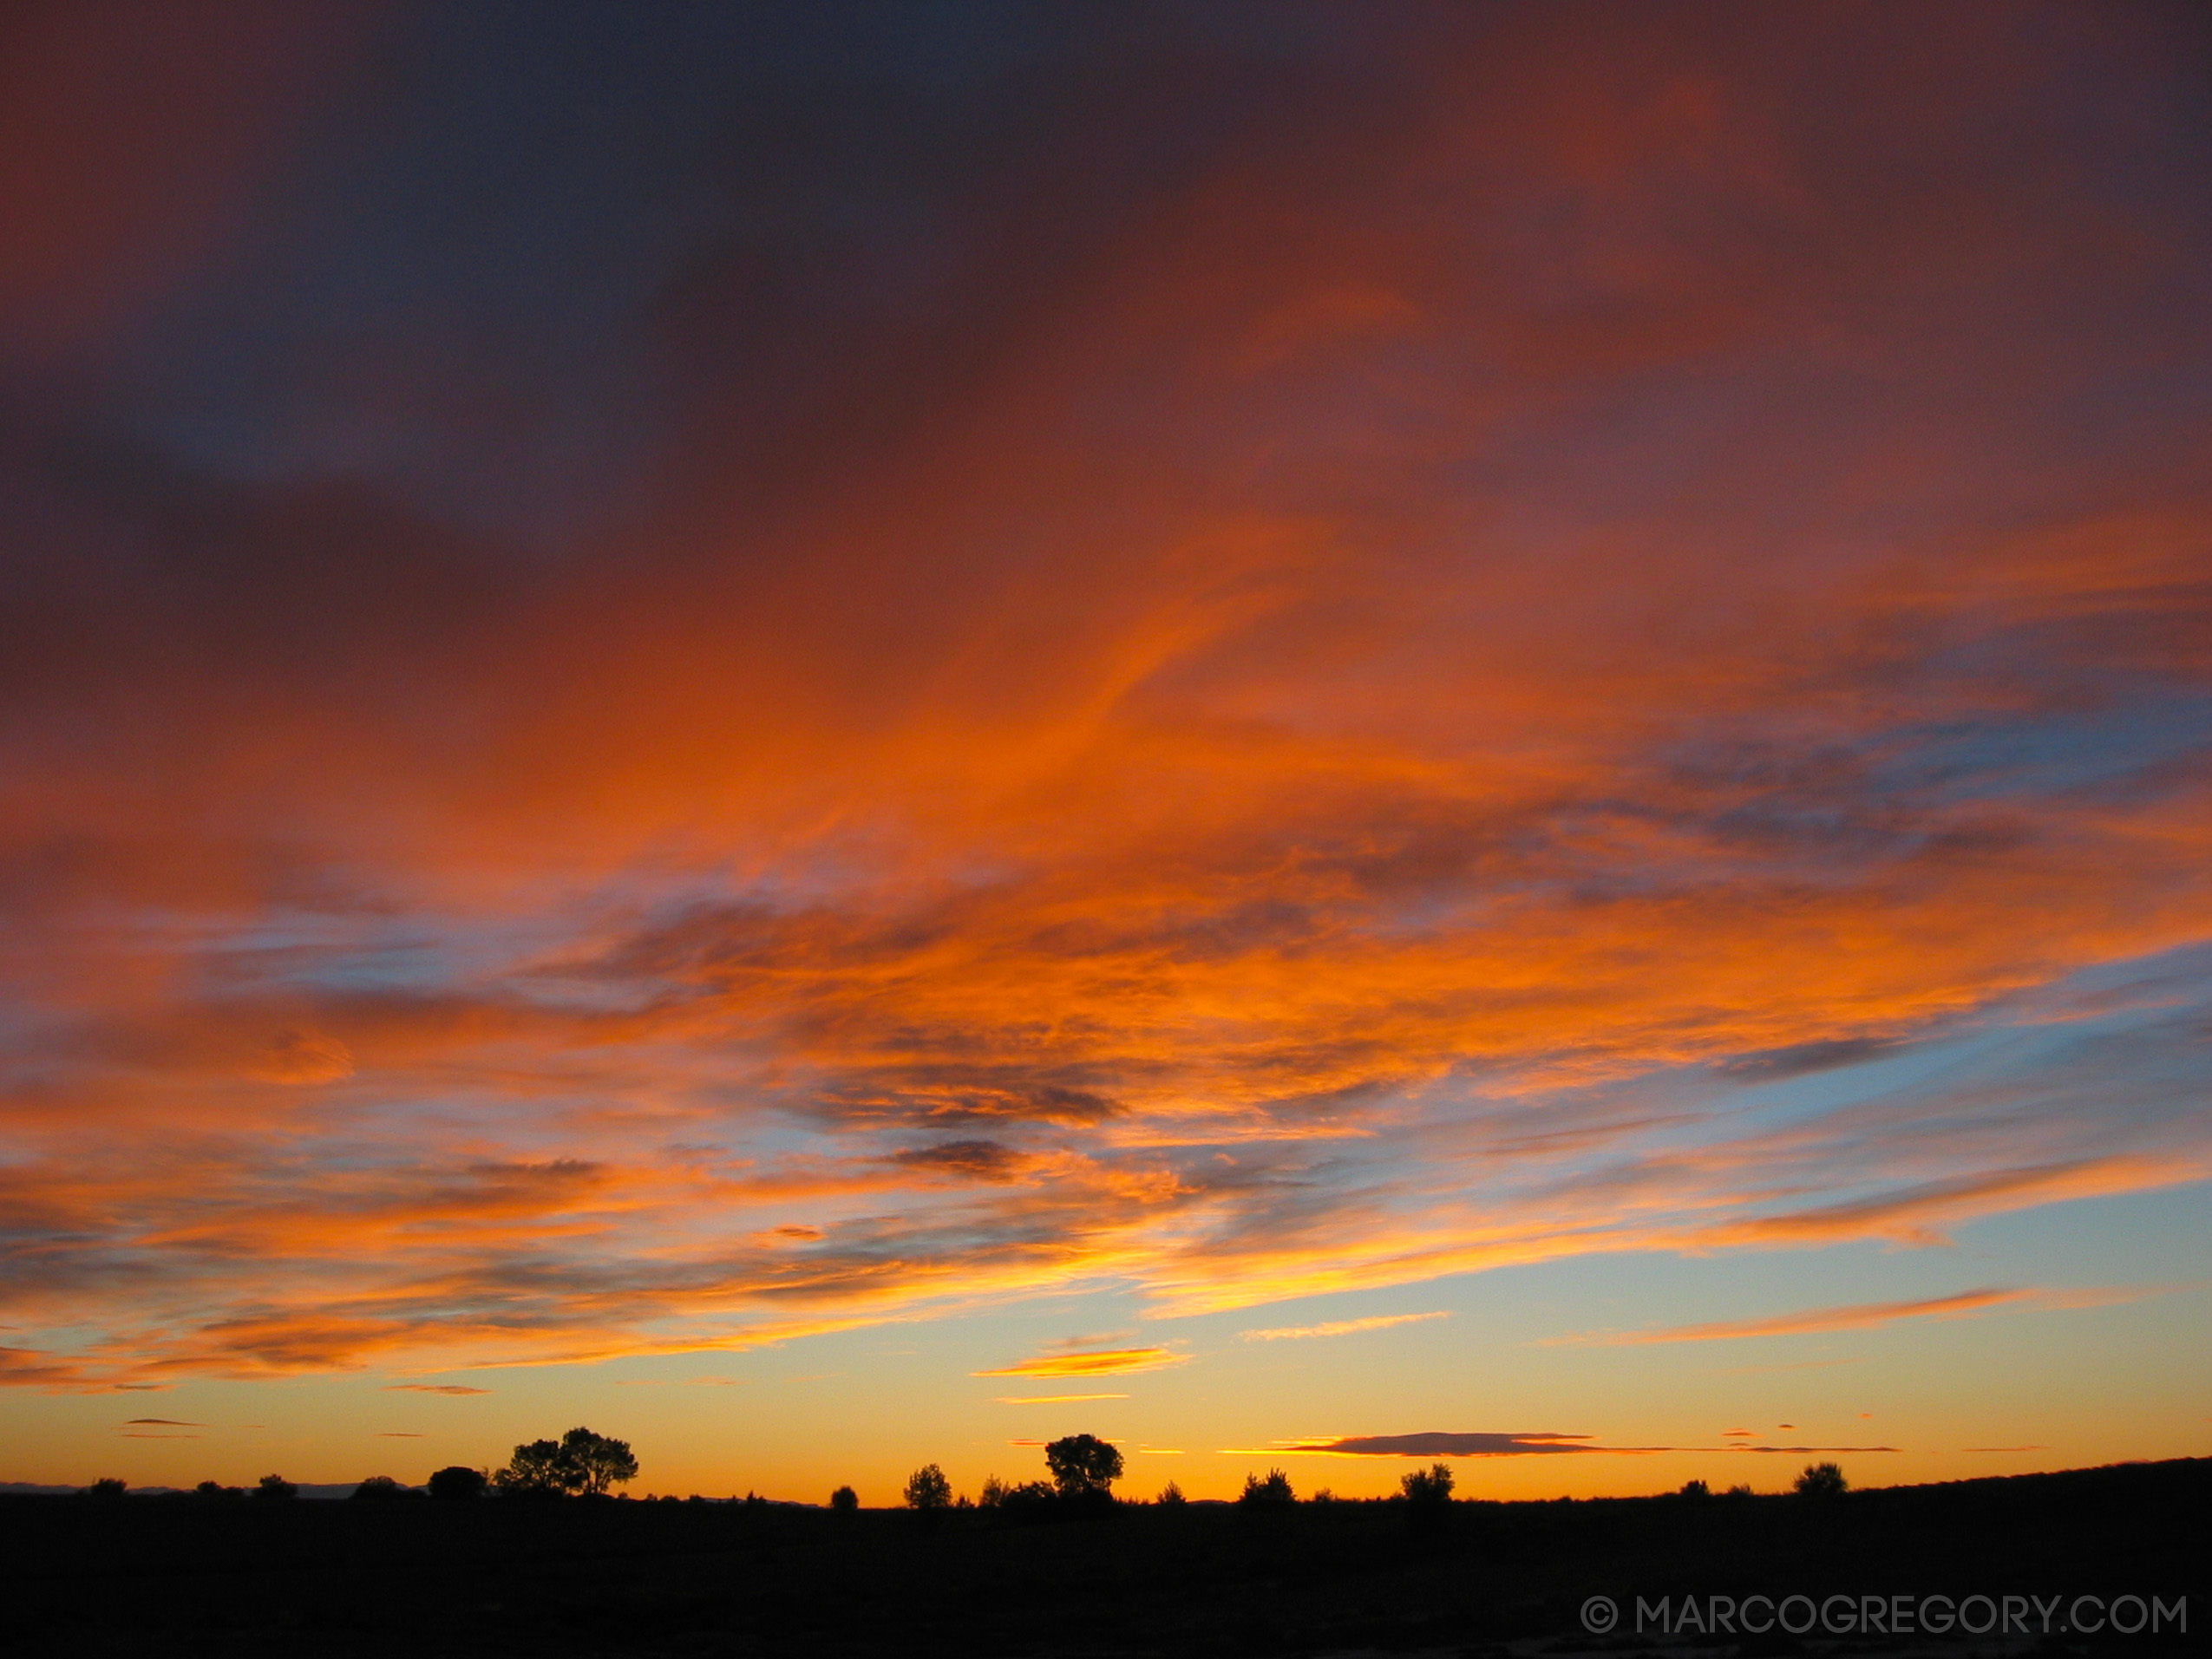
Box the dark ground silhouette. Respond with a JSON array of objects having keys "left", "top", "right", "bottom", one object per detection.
[{"left": 1, "top": 1458, "right": 2202, "bottom": 1656}]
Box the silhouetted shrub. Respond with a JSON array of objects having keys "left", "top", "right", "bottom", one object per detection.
[
  {"left": 256, "top": 1474, "right": 298, "bottom": 1500},
  {"left": 350, "top": 1474, "right": 418, "bottom": 1500},
  {"left": 428, "top": 1465, "right": 488, "bottom": 1500},
  {"left": 1240, "top": 1468, "right": 1295, "bottom": 1507},
  {"left": 903, "top": 1463, "right": 952, "bottom": 1509},
  {"left": 1155, "top": 1479, "right": 1185, "bottom": 1506},
  {"left": 1399, "top": 1461, "right": 1453, "bottom": 1530},
  {"left": 1400, "top": 1462, "right": 1453, "bottom": 1505},
  {"left": 1044, "top": 1434, "right": 1122, "bottom": 1499},
  {"left": 991, "top": 1479, "right": 1060, "bottom": 1521},
  {"left": 1723, "top": 1483, "right": 1755, "bottom": 1499},
  {"left": 86, "top": 1478, "right": 128, "bottom": 1499},
  {"left": 829, "top": 1485, "right": 859, "bottom": 1513},
  {"left": 1795, "top": 1461, "right": 1848, "bottom": 1498},
  {"left": 193, "top": 1479, "right": 242, "bottom": 1500},
  {"left": 1679, "top": 1479, "right": 1710, "bottom": 1499}
]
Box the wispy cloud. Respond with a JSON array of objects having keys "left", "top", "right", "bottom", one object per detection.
[
  {"left": 1552, "top": 1284, "right": 2165, "bottom": 1346},
  {"left": 974, "top": 1349, "right": 1188, "bottom": 1379},
  {"left": 1240, "top": 1311, "right": 1450, "bottom": 1342},
  {"left": 383, "top": 1384, "right": 491, "bottom": 1395},
  {"left": 995, "top": 1394, "right": 1131, "bottom": 1403}
]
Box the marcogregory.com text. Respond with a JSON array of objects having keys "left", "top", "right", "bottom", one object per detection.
[{"left": 1579, "top": 1590, "right": 2186, "bottom": 1638}]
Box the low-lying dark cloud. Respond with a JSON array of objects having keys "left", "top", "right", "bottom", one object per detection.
[
  {"left": 1283, "top": 1432, "right": 1901, "bottom": 1457},
  {"left": 1289, "top": 1433, "right": 1620, "bottom": 1458}
]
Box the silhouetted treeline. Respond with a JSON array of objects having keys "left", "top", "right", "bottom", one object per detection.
[{"left": 4, "top": 1458, "right": 2202, "bottom": 1656}]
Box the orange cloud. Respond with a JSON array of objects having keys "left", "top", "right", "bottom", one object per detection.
[
  {"left": 1699, "top": 1162, "right": 2192, "bottom": 1250},
  {"left": 973, "top": 1349, "right": 1188, "bottom": 1380},
  {"left": 0, "top": 3, "right": 2206, "bottom": 1400}
]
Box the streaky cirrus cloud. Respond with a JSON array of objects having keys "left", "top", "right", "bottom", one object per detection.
[
  {"left": 1553, "top": 1287, "right": 2035, "bottom": 1344},
  {"left": 1240, "top": 1312, "right": 1451, "bottom": 1342},
  {"left": 1552, "top": 1283, "right": 2173, "bottom": 1345},
  {"left": 383, "top": 1384, "right": 490, "bottom": 1395},
  {"left": 973, "top": 1349, "right": 1188, "bottom": 1380}
]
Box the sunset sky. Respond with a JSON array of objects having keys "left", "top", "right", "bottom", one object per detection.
[{"left": 3, "top": 1, "right": 2209, "bottom": 1503}]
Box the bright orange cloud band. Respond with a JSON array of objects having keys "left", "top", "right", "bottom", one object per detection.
[
  {"left": 974, "top": 1351, "right": 1189, "bottom": 1380},
  {"left": 0, "top": 3, "right": 2207, "bottom": 1395}
]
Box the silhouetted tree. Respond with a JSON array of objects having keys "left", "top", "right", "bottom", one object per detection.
[
  {"left": 1795, "top": 1461, "right": 1848, "bottom": 1498},
  {"left": 1723, "top": 1483, "right": 1755, "bottom": 1499},
  {"left": 428, "top": 1465, "right": 488, "bottom": 1500},
  {"left": 1044, "top": 1434, "right": 1122, "bottom": 1499},
  {"left": 1240, "top": 1468, "right": 1295, "bottom": 1506},
  {"left": 560, "top": 1427, "right": 638, "bottom": 1496},
  {"left": 492, "top": 1427, "right": 637, "bottom": 1498},
  {"left": 1679, "top": 1479, "right": 1710, "bottom": 1499},
  {"left": 1155, "top": 1479, "right": 1185, "bottom": 1506},
  {"left": 86, "top": 1478, "right": 127, "bottom": 1499},
  {"left": 193, "top": 1479, "right": 237, "bottom": 1499},
  {"left": 350, "top": 1474, "right": 416, "bottom": 1500},
  {"left": 829, "top": 1485, "right": 859, "bottom": 1513},
  {"left": 256, "top": 1473, "right": 298, "bottom": 1500},
  {"left": 903, "top": 1463, "right": 952, "bottom": 1509},
  {"left": 495, "top": 1439, "right": 569, "bottom": 1497},
  {"left": 978, "top": 1473, "right": 1008, "bottom": 1508}
]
